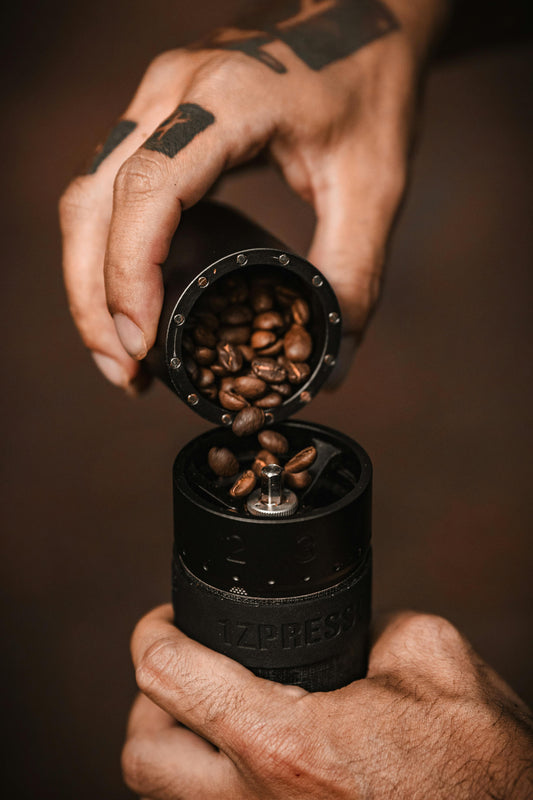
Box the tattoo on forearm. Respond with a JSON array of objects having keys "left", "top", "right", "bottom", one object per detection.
[
  {"left": 199, "top": 0, "right": 398, "bottom": 73},
  {"left": 143, "top": 103, "right": 215, "bottom": 159},
  {"left": 87, "top": 119, "right": 137, "bottom": 174}
]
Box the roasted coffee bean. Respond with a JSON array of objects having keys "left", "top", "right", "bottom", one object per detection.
[
  {"left": 184, "top": 356, "right": 199, "bottom": 383},
  {"left": 252, "top": 358, "right": 287, "bottom": 384},
  {"left": 253, "top": 311, "right": 284, "bottom": 330},
  {"left": 232, "top": 406, "right": 265, "bottom": 437},
  {"left": 201, "top": 385, "right": 218, "bottom": 400},
  {"left": 283, "top": 324, "right": 312, "bottom": 361},
  {"left": 275, "top": 285, "right": 299, "bottom": 307},
  {"left": 233, "top": 375, "right": 267, "bottom": 399},
  {"left": 229, "top": 469, "right": 257, "bottom": 497},
  {"left": 285, "top": 470, "right": 312, "bottom": 490},
  {"left": 218, "top": 325, "right": 251, "bottom": 345},
  {"left": 208, "top": 446, "right": 239, "bottom": 477},
  {"left": 250, "top": 285, "right": 274, "bottom": 313},
  {"left": 238, "top": 344, "right": 255, "bottom": 362},
  {"left": 211, "top": 362, "right": 229, "bottom": 377},
  {"left": 219, "top": 389, "right": 249, "bottom": 411},
  {"left": 252, "top": 450, "right": 279, "bottom": 476},
  {"left": 193, "top": 325, "right": 217, "bottom": 348},
  {"left": 285, "top": 446, "right": 317, "bottom": 474},
  {"left": 194, "top": 346, "right": 216, "bottom": 366},
  {"left": 270, "top": 382, "right": 291, "bottom": 397},
  {"left": 251, "top": 330, "right": 276, "bottom": 350},
  {"left": 257, "top": 338, "right": 284, "bottom": 357},
  {"left": 220, "top": 376, "right": 236, "bottom": 392},
  {"left": 217, "top": 342, "right": 243, "bottom": 373},
  {"left": 192, "top": 310, "right": 219, "bottom": 330},
  {"left": 285, "top": 360, "right": 311, "bottom": 385},
  {"left": 221, "top": 304, "right": 253, "bottom": 325},
  {"left": 196, "top": 367, "right": 215, "bottom": 389},
  {"left": 254, "top": 392, "right": 283, "bottom": 408},
  {"left": 258, "top": 430, "right": 289, "bottom": 455},
  {"left": 208, "top": 293, "right": 228, "bottom": 313},
  {"left": 291, "top": 297, "right": 310, "bottom": 325}
]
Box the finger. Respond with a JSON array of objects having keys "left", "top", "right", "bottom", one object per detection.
[
  {"left": 105, "top": 59, "right": 276, "bottom": 358},
  {"left": 307, "top": 137, "right": 407, "bottom": 385},
  {"left": 123, "top": 694, "right": 237, "bottom": 800},
  {"left": 131, "top": 604, "right": 304, "bottom": 754},
  {"left": 60, "top": 49, "right": 196, "bottom": 389}
]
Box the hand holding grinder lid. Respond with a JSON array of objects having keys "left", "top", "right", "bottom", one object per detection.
[{"left": 145, "top": 202, "right": 372, "bottom": 692}]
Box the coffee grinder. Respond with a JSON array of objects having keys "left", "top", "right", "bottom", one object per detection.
[{"left": 145, "top": 202, "right": 372, "bottom": 692}]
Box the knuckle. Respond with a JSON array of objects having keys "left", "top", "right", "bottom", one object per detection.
[
  {"left": 113, "top": 153, "right": 167, "bottom": 200},
  {"left": 145, "top": 48, "right": 185, "bottom": 80},
  {"left": 192, "top": 51, "right": 250, "bottom": 92},
  {"left": 396, "top": 613, "right": 466, "bottom": 657},
  {"left": 135, "top": 638, "right": 177, "bottom": 694}
]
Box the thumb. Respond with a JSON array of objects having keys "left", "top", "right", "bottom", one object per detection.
[{"left": 308, "top": 146, "right": 406, "bottom": 386}]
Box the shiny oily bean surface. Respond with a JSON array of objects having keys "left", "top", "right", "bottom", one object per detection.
[
  {"left": 194, "top": 346, "right": 216, "bottom": 366},
  {"left": 257, "top": 430, "right": 289, "bottom": 455},
  {"left": 217, "top": 342, "right": 243, "bottom": 373},
  {"left": 252, "top": 358, "right": 287, "bottom": 384},
  {"left": 284, "top": 324, "right": 312, "bottom": 362},
  {"left": 254, "top": 392, "right": 283, "bottom": 408},
  {"left": 285, "top": 360, "right": 311, "bottom": 385},
  {"left": 284, "top": 446, "right": 317, "bottom": 474},
  {"left": 251, "top": 330, "right": 276, "bottom": 350},
  {"left": 285, "top": 470, "right": 312, "bottom": 490},
  {"left": 291, "top": 297, "right": 310, "bottom": 325},
  {"left": 233, "top": 375, "right": 267, "bottom": 399},
  {"left": 219, "top": 389, "right": 249, "bottom": 411},
  {"left": 253, "top": 311, "right": 284, "bottom": 330},
  {"left": 229, "top": 470, "right": 257, "bottom": 498}
]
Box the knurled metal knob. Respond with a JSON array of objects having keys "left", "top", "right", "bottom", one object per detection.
[{"left": 246, "top": 464, "right": 298, "bottom": 518}]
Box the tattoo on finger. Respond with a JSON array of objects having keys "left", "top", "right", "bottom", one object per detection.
[
  {"left": 199, "top": 0, "right": 399, "bottom": 74},
  {"left": 87, "top": 119, "right": 137, "bottom": 174},
  {"left": 143, "top": 103, "right": 215, "bottom": 159}
]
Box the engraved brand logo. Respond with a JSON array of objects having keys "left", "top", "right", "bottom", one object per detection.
[{"left": 218, "top": 605, "right": 356, "bottom": 652}]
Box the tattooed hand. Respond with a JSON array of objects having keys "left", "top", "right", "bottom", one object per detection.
[
  {"left": 122, "top": 606, "right": 533, "bottom": 799},
  {"left": 60, "top": 0, "right": 448, "bottom": 391}
]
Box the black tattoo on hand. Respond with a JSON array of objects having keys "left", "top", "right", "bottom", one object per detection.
[
  {"left": 87, "top": 119, "right": 137, "bottom": 174},
  {"left": 201, "top": 0, "right": 398, "bottom": 73},
  {"left": 143, "top": 103, "right": 215, "bottom": 159}
]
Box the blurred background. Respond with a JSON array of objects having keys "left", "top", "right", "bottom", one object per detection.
[{"left": 2, "top": 2, "right": 532, "bottom": 797}]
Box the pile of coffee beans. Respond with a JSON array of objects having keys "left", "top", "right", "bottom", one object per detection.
[
  {"left": 208, "top": 430, "right": 317, "bottom": 500},
  {"left": 182, "top": 273, "right": 313, "bottom": 437}
]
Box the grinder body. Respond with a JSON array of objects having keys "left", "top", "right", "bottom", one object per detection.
[{"left": 171, "top": 421, "right": 372, "bottom": 692}]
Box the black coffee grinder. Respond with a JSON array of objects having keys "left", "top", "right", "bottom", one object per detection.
[{"left": 145, "top": 202, "right": 372, "bottom": 692}]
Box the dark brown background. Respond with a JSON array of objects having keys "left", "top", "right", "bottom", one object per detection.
[{"left": 2, "top": 2, "right": 532, "bottom": 797}]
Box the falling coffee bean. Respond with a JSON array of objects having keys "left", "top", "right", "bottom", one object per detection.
[
  {"left": 219, "top": 389, "right": 249, "bottom": 411},
  {"left": 208, "top": 447, "right": 239, "bottom": 477},
  {"left": 285, "top": 446, "right": 317, "bottom": 474},
  {"left": 233, "top": 375, "right": 267, "bottom": 399},
  {"left": 252, "top": 358, "right": 287, "bottom": 384},
  {"left": 258, "top": 430, "right": 289, "bottom": 455},
  {"left": 253, "top": 311, "right": 284, "bottom": 331},
  {"left": 284, "top": 324, "right": 312, "bottom": 361},
  {"left": 229, "top": 469, "right": 257, "bottom": 498},
  {"left": 217, "top": 342, "right": 243, "bottom": 373},
  {"left": 285, "top": 470, "right": 312, "bottom": 490},
  {"left": 232, "top": 406, "right": 265, "bottom": 437}
]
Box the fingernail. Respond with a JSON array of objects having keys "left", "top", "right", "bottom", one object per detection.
[
  {"left": 113, "top": 313, "right": 147, "bottom": 359},
  {"left": 91, "top": 352, "right": 129, "bottom": 388},
  {"left": 324, "top": 333, "right": 360, "bottom": 391}
]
